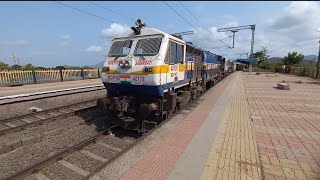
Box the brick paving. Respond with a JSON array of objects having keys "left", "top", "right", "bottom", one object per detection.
[
  {"left": 201, "top": 72, "right": 320, "bottom": 180},
  {"left": 245, "top": 73, "right": 320, "bottom": 180},
  {"left": 118, "top": 73, "right": 235, "bottom": 180},
  {"left": 201, "top": 73, "right": 262, "bottom": 180}
]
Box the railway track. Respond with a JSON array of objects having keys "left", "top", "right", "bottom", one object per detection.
[
  {"left": 1, "top": 126, "right": 137, "bottom": 180},
  {"left": 1, "top": 83, "right": 219, "bottom": 180},
  {"left": 0, "top": 85, "right": 105, "bottom": 105},
  {"left": 0, "top": 99, "right": 98, "bottom": 135}
]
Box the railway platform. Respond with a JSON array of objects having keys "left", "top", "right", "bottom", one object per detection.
[
  {"left": 88, "top": 72, "right": 320, "bottom": 180},
  {"left": 0, "top": 78, "right": 102, "bottom": 97}
]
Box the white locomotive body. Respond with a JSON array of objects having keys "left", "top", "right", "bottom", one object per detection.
[{"left": 99, "top": 21, "right": 227, "bottom": 132}]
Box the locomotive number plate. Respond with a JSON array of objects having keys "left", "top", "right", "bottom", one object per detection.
[
  {"left": 132, "top": 75, "right": 146, "bottom": 83},
  {"left": 106, "top": 75, "right": 120, "bottom": 81}
]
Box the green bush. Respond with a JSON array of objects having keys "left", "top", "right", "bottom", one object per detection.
[{"left": 258, "top": 61, "right": 282, "bottom": 72}]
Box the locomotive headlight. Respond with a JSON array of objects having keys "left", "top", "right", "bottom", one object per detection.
[
  {"left": 124, "top": 61, "right": 130, "bottom": 68},
  {"left": 119, "top": 61, "right": 125, "bottom": 68},
  {"left": 144, "top": 67, "right": 149, "bottom": 72},
  {"left": 148, "top": 67, "right": 153, "bottom": 72}
]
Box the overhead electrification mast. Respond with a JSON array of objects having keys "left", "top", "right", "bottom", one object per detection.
[
  {"left": 217, "top": 25, "right": 256, "bottom": 57},
  {"left": 217, "top": 25, "right": 256, "bottom": 71}
]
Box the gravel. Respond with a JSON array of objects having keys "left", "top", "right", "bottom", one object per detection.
[
  {"left": 63, "top": 151, "right": 103, "bottom": 172},
  {"left": 0, "top": 89, "right": 106, "bottom": 121},
  {"left": 32, "top": 113, "right": 55, "bottom": 119},
  {"left": 6, "top": 119, "right": 28, "bottom": 126},
  {"left": 0, "top": 106, "right": 102, "bottom": 145},
  {"left": 0, "top": 116, "right": 98, "bottom": 178},
  {"left": 99, "top": 136, "right": 132, "bottom": 150},
  {"left": 0, "top": 116, "right": 79, "bottom": 145},
  {"left": 0, "top": 124, "right": 9, "bottom": 131},
  {"left": 41, "top": 162, "right": 84, "bottom": 180},
  {"left": 83, "top": 143, "right": 118, "bottom": 160},
  {"left": 19, "top": 117, "right": 39, "bottom": 123}
]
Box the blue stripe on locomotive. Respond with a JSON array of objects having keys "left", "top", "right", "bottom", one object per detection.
[{"left": 104, "top": 80, "right": 187, "bottom": 97}]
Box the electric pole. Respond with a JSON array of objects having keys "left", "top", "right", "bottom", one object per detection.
[{"left": 316, "top": 40, "right": 320, "bottom": 79}]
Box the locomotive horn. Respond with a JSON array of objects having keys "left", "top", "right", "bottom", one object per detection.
[{"left": 131, "top": 19, "right": 146, "bottom": 35}]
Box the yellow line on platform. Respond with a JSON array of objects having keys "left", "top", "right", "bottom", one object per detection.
[{"left": 201, "top": 73, "right": 262, "bottom": 180}]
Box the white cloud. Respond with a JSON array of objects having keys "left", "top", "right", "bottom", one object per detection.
[
  {"left": 60, "top": 41, "right": 69, "bottom": 46},
  {"left": 101, "top": 23, "right": 130, "bottom": 39},
  {"left": 85, "top": 45, "right": 102, "bottom": 52},
  {"left": 264, "top": 1, "right": 320, "bottom": 56},
  {"left": 60, "top": 34, "right": 70, "bottom": 40},
  {"left": 59, "top": 34, "right": 71, "bottom": 46},
  {"left": 0, "top": 40, "right": 30, "bottom": 46}
]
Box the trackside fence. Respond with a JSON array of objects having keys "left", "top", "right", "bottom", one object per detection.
[
  {"left": 0, "top": 69, "right": 101, "bottom": 87},
  {"left": 256, "top": 66, "right": 319, "bottom": 79}
]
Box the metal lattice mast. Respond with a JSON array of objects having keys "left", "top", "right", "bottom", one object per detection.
[{"left": 217, "top": 24, "right": 256, "bottom": 57}]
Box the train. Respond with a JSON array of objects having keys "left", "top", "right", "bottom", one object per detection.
[{"left": 97, "top": 20, "right": 234, "bottom": 133}]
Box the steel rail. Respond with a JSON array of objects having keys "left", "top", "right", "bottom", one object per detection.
[
  {"left": 0, "top": 98, "right": 98, "bottom": 123},
  {"left": 0, "top": 85, "right": 105, "bottom": 105},
  {"left": 0, "top": 99, "right": 98, "bottom": 135},
  {"left": 0, "top": 125, "right": 118, "bottom": 180}
]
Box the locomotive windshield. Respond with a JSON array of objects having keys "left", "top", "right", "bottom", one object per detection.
[
  {"left": 134, "top": 37, "right": 162, "bottom": 56},
  {"left": 108, "top": 40, "right": 133, "bottom": 57}
]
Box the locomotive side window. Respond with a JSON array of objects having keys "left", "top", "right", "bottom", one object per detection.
[
  {"left": 176, "top": 44, "right": 183, "bottom": 64},
  {"left": 108, "top": 40, "right": 133, "bottom": 57},
  {"left": 170, "top": 42, "right": 176, "bottom": 65},
  {"left": 134, "top": 37, "right": 162, "bottom": 56},
  {"left": 166, "top": 41, "right": 185, "bottom": 65}
]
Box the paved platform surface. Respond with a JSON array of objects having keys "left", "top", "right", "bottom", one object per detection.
[
  {"left": 0, "top": 79, "right": 103, "bottom": 97},
  {"left": 89, "top": 72, "right": 320, "bottom": 180},
  {"left": 245, "top": 73, "right": 320, "bottom": 180}
]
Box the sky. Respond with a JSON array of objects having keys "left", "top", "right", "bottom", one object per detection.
[{"left": 0, "top": 1, "right": 319, "bottom": 67}]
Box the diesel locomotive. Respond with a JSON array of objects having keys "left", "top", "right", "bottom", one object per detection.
[{"left": 98, "top": 20, "right": 233, "bottom": 132}]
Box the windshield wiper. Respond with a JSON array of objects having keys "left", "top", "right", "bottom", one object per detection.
[{"left": 114, "top": 55, "right": 121, "bottom": 60}]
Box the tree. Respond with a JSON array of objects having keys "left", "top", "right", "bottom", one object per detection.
[
  {"left": 282, "top": 52, "right": 304, "bottom": 66},
  {"left": 11, "top": 64, "right": 22, "bottom": 69},
  {"left": 82, "top": 66, "right": 94, "bottom": 69},
  {"left": 0, "top": 61, "right": 9, "bottom": 70},
  {"left": 252, "top": 46, "right": 270, "bottom": 62},
  {"left": 55, "top": 66, "right": 65, "bottom": 70},
  {"left": 25, "top": 63, "right": 35, "bottom": 70}
]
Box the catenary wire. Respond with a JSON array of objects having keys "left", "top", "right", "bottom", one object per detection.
[{"left": 54, "top": 1, "right": 129, "bottom": 28}]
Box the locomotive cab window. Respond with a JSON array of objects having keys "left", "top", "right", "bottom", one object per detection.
[
  {"left": 166, "top": 40, "right": 184, "bottom": 65},
  {"left": 134, "top": 37, "right": 162, "bottom": 56},
  {"left": 108, "top": 40, "right": 133, "bottom": 57}
]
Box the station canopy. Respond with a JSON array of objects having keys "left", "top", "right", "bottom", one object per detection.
[{"left": 236, "top": 57, "right": 258, "bottom": 65}]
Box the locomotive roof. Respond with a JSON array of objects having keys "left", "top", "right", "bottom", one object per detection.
[
  {"left": 112, "top": 27, "right": 225, "bottom": 60},
  {"left": 113, "top": 27, "right": 185, "bottom": 43}
]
